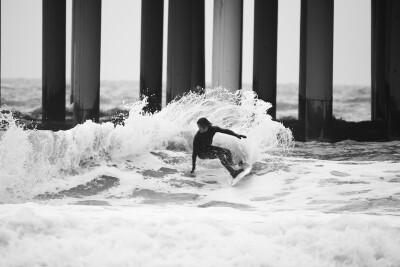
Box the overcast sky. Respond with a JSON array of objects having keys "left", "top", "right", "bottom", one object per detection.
[{"left": 1, "top": 0, "right": 370, "bottom": 85}]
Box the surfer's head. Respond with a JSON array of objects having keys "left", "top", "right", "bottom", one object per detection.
[{"left": 197, "top": 117, "right": 212, "bottom": 133}]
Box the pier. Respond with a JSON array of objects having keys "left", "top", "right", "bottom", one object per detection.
[
  {"left": 167, "top": 0, "right": 205, "bottom": 103},
  {"left": 0, "top": 0, "right": 399, "bottom": 141},
  {"left": 71, "top": 0, "right": 102, "bottom": 125},
  {"left": 371, "top": 0, "right": 400, "bottom": 140},
  {"left": 42, "top": 0, "right": 66, "bottom": 122}
]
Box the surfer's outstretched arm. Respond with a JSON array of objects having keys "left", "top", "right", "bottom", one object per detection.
[{"left": 214, "top": 126, "right": 247, "bottom": 139}]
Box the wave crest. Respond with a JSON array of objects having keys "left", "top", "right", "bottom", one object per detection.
[{"left": 0, "top": 87, "right": 293, "bottom": 202}]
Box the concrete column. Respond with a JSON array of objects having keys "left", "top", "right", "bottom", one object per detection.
[
  {"left": 304, "top": 0, "right": 334, "bottom": 141},
  {"left": 298, "top": 0, "right": 308, "bottom": 120},
  {"left": 253, "top": 0, "right": 278, "bottom": 119},
  {"left": 140, "top": 0, "right": 163, "bottom": 113},
  {"left": 42, "top": 0, "right": 66, "bottom": 122},
  {"left": 371, "top": 0, "right": 388, "bottom": 121},
  {"left": 191, "top": 0, "right": 205, "bottom": 94},
  {"left": 0, "top": 1, "right": 2, "bottom": 108},
  {"left": 167, "top": 0, "right": 205, "bottom": 103},
  {"left": 212, "top": 0, "right": 243, "bottom": 91},
  {"left": 387, "top": 0, "right": 400, "bottom": 139},
  {"left": 71, "top": 0, "right": 101, "bottom": 125},
  {"left": 70, "top": 1, "right": 75, "bottom": 106}
]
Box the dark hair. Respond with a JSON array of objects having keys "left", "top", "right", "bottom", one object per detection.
[{"left": 197, "top": 117, "right": 212, "bottom": 127}]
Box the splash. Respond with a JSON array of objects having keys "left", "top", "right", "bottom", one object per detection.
[{"left": 0, "top": 88, "right": 293, "bottom": 202}]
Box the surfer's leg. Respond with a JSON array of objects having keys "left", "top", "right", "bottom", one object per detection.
[
  {"left": 211, "top": 147, "right": 229, "bottom": 165},
  {"left": 198, "top": 150, "right": 219, "bottom": 160},
  {"left": 212, "top": 146, "right": 235, "bottom": 167},
  {"left": 214, "top": 147, "right": 246, "bottom": 178},
  {"left": 219, "top": 147, "right": 235, "bottom": 166},
  {"left": 222, "top": 148, "right": 244, "bottom": 168},
  {"left": 201, "top": 147, "right": 242, "bottom": 177},
  {"left": 211, "top": 146, "right": 238, "bottom": 176}
]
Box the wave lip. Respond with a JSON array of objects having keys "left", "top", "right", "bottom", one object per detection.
[{"left": 0, "top": 87, "right": 293, "bottom": 203}]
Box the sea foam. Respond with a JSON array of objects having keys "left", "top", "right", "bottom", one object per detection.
[{"left": 0, "top": 88, "right": 293, "bottom": 203}]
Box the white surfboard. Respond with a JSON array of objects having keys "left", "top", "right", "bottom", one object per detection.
[{"left": 231, "top": 163, "right": 252, "bottom": 186}]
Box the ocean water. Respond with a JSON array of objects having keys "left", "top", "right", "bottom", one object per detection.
[
  {"left": 1, "top": 83, "right": 400, "bottom": 266},
  {"left": 0, "top": 78, "right": 371, "bottom": 121}
]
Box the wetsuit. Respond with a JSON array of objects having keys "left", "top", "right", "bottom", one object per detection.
[{"left": 192, "top": 126, "right": 238, "bottom": 176}]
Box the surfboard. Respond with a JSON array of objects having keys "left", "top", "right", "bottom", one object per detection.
[{"left": 231, "top": 163, "right": 252, "bottom": 186}]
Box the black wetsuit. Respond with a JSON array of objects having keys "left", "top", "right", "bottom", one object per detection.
[{"left": 192, "top": 126, "right": 238, "bottom": 176}]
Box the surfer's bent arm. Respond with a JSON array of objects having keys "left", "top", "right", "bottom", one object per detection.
[
  {"left": 192, "top": 151, "right": 197, "bottom": 171},
  {"left": 191, "top": 138, "right": 198, "bottom": 172}
]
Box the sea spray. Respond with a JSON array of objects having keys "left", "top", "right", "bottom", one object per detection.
[
  {"left": 0, "top": 88, "right": 293, "bottom": 202},
  {"left": 145, "top": 88, "right": 294, "bottom": 163}
]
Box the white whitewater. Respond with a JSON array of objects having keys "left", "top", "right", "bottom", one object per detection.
[{"left": 1, "top": 87, "right": 399, "bottom": 266}]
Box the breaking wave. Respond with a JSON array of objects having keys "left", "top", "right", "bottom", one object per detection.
[{"left": 0, "top": 88, "right": 293, "bottom": 202}]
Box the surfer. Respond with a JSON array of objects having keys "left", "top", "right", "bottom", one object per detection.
[{"left": 191, "top": 117, "right": 247, "bottom": 178}]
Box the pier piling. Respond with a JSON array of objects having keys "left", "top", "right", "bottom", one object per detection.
[
  {"left": 371, "top": 0, "right": 400, "bottom": 140},
  {"left": 300, "top": 0, "right": 334, "bottom": 141},
  {"left": 387, "top": 0, "right": 400, "bottom": 139},
  {"left": 253, "top": 0, "right": 278, "bottom": 119},
  {"left": 0, "top": 1, "right": 1, "bottom": 107},
  {"left": 212, "top": 0, "right": 243, "bottom": 91},
  {"left": 371, "top": 0, "right": 388, "bottom": 122},
  {"left": 166, "top": 0, "right": 205, "bottom": 103},
  {"left": 140, "top": 0, "right": 164, "bottom": 113},
  {"left": 42, "top": 0, "right": 66, "bottom": 122},
  {"left": 298, "top": 0, "right": 307, "bottom": 121},
  {"left": 71, "top": 0, "right": 102, "bottom": 125}
]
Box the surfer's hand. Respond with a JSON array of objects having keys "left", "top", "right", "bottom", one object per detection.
[
  {"left": 191, "top": 166, "right": 195, "bottom": 173},
  {"left": 236, "top": 134, "right": 247, "bottom": 139}
]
